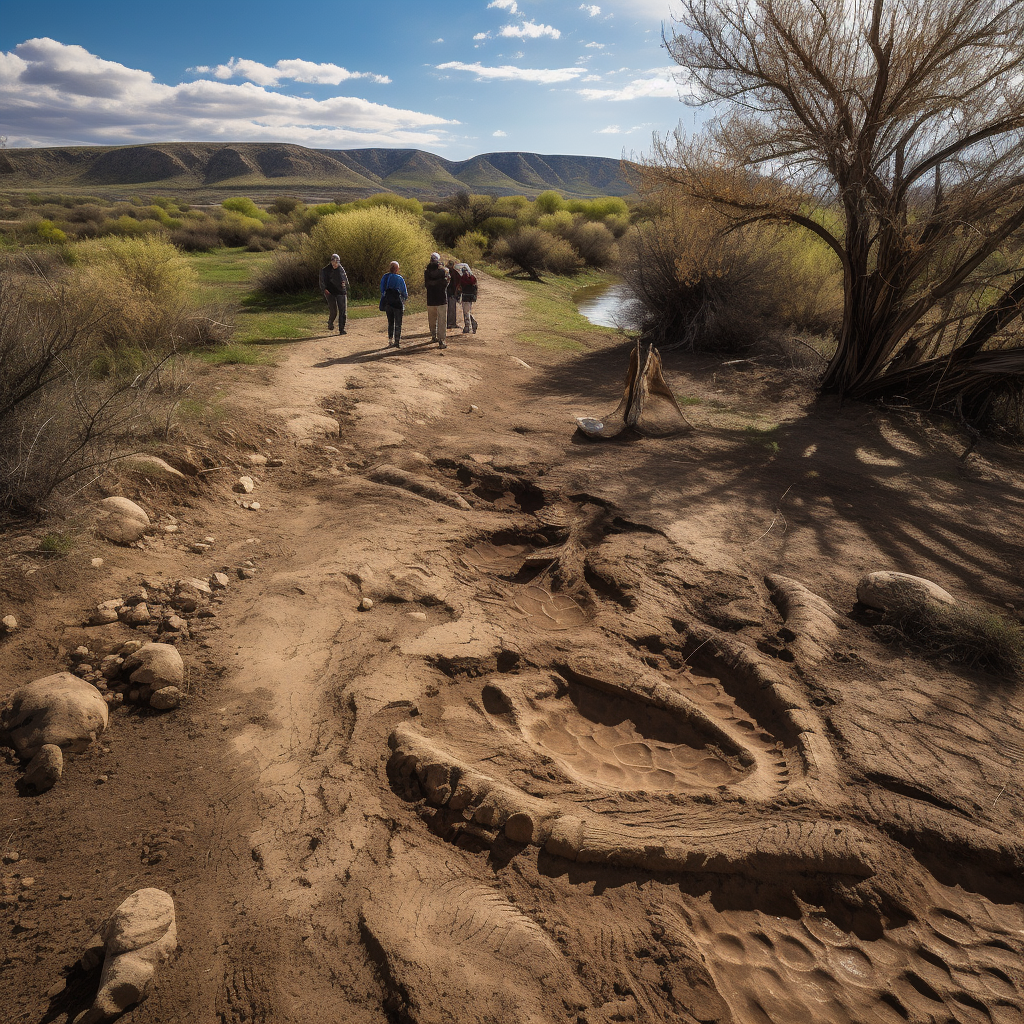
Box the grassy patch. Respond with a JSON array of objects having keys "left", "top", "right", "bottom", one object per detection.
[
  {"left": 197, "top": 343, "right": 276, "bottom": 366},
  {"left": 502, "top": 268, "right": 620, "bottom": 349},
  {"left": 878, "top": 601, "right": 1024, "bottom": 679},
  {"left": 743, "top": 423, "right": 780, "bottom": 454},
  {"left": 38, "top": 532, "right": 74, "bottom": 556}
]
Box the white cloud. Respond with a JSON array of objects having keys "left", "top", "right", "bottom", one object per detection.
[
  {"left": 578, "top": 67, "right": 690, "bottom": 100},
  {"left": 434, "top": 38, "right": 445, "bottom": 43},
  {"left": 582, "top": 74, "right": 602, "bottom": 82},
  {"left": 597, "top": 125, "right": 621, "bottom": 133},
  {"left": 585, "top": 42, "right": 605, "bottom": 48},
  {"left": 580, "top": 4, "right": 602, "bottom": 15},
  {"left": 436, "top": 61, "right": 587, "bottom": 83},
  {"left": 0, "top": 38, "right": 454, "bottom": 148},
  {"left": 473, "top": 32, "right": 490, "bottom": 40},
  {"left": 206, "top": 56, "right": 390, "bottom": 87},
  {"left": 500, "top": 22, "right": 561, "bottom": 39},
  {"left": 493, "top": 130, "right": 508, "bottom": 136},
  {"left": 487, "top": 0, "right": 519, "bottom": 10}
]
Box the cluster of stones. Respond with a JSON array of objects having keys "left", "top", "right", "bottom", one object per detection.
[
  {"left": 69, "top": 641, "right": 185, "bottom": 712},
  {"left": 85, "top": 564, "right": 254, "bottom": 641}
]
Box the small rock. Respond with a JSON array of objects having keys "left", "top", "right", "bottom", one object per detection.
[
  {"left": 248, "top": 454, "right": 267, "bottom": 467},
  {"left": 21, "top": 877, "right": 34, "bottom": 888},
  {"left": 408, "top": 611, "right": 428, "bottom": 622},
  {"left": 324, "top": 445, "right": 340, "bottom": 454},
  {"left": 23, "top": 744, "right": 63, "bottom": 793},
  {"left": 468, "top": 405, "right": 479, "bottom": 413},
  {"left": 209, "top": 572, "right": 230, "bottom": 590},
  {"left": 95, "top": 497, "right": 150, "bottom": 545},
  {"left": 122, "top": 643, "right": 184, "bottom": 690},
  {"left": 126, "top": 604, "right": 151, "bottom": 627},
  {"left": 3, "top": 851, "right": 19, "bottom": 863},
  {"left": 197, "top": 608, "right": 216, "bottom": 619},
  {"left": 60, "top": 892, "right": 73, "bottom": 901},
  {"left": 96, "top": 774, "right": 108, "bottom": 784},
  {"left": 162, "top": 614, "right": 187, "bottom": 633},
  {"left": 360, "top": 597, "right": 374, "bottom": 611},
  {"left": 267, "top": 458, "right": 285, "bottom": 468},
  {"left": 88, "top": 606, "right": 120, "bottom": 626},
  {"left": 81, "top": 888, "right": 177, "bottom": 1023},
  {"left": 239, "top": 568, "right": 256, "bottom": 580},
  {"left": 203, "top": 536, "right": 215, "bottom": 544},
  {"left": 235, "top": 477, "right": 255, "bottom": 494},
  {"left": 163, "top": 524, "right": 178, "bottom": 534},
  {"left": 190, "top": 543, "right": 211, "bottom": 554},
  {"left": 100, "top": 656, "right": 123, "bottom": 679},
  {"left": 149, "top": 687, "right": 183, "bottom": 711},
  {"left": 91, "top": 558, "right": 104, "bottom": 568},
  {"left": 2, "top": 614, "right": 18, "bottom": 634},
  {"left": 510, "top": 357, "right": 532, "bottom": 369},
  {"left": 124, "top": 588, "right": 148, "bottom": 607},
  {"left": 105, "top": 693, "right": 124, "bottom": 707},
  {"left": 120, "top": 640, "right": 144, "bottom": 656},
  {"left": 128, "top": 689, "right": 140, "bottom": 703}
]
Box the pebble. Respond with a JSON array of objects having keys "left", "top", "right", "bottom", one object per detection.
[
  {"left": 3, "top": 851, "right": 19, "bottom": 863},
  {"left": 267, "top": 458, "right": 285, "bottom": 468},
  {"left": 59, "top": 892, "right": 72, "bottom": 901},
  {"left": 235, "top": 476, "right": 255, "bottom": 494},
  {"left": 91, "top": 558, "right": 104, "bottom": 568},
  {"left": 209, "top": 573, "right": 230, "bottom": 589},
  {"left": 190, "top": 543, "right": 211, "bottom": 554},
  {"left": 96, "top": 775, "right": 108, "bottom": 784},
  {"left": 204, "top": 536, "right": 215, "bottom": 544},
  {"left": 21, "top": 878, "right": 34, "bottom": 888},
  {"left": 239, "top": 568, "right": 256, "bottom": 580},
  {"left": 2, "top": 614, "right": 18, "bottom": 633},
  {"left": 408, "top": 611, "right": 427, "bottom": 622},
  {"left": 163, "top": 525, "right": 179, "bottom": 534},
  {"left": 360, "top": 598, "right": 374, "bottom": 611}
]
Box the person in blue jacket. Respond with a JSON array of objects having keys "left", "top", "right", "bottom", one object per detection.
[{"left": 379, "top": 261, "right": 409, "bottom": 348}]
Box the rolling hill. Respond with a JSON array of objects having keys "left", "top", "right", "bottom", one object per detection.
[{"left": 0, "top": 142, "right": 634, "bottom": 200}]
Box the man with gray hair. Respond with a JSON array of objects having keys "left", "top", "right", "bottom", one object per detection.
[{"left": 320, "top": 253, "right": 349, "bottom": 335}]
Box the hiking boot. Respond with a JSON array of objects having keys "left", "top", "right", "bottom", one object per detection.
[
  {"left": 339, "top": 328, "right": 347, "bottom": 335},
  {"left": 439, "top": 339, "right": 447, "bottom": 349},
  {"left": 472, "top": 318, "right": 478, "bottom": 334},
  {"left": 462, "top": 326, "right": 471, "bottom": 333},
  {"left": 327, "top": 322, "right": 334, "bottom": 331}
]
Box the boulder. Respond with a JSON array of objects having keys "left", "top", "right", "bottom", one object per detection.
[
  {"left": 122, "top": 644, "right": 184, "bottom": 691},
  {"left": 1, "top": 614, "right": 18, "bottom": 635},
  {"left": 22, "top": 743, "right": 63, "bottom": 792},
  {"left": 79, "top": 889, "right": 177, "bottom": 1023},
  {"left": 125, "top": 603, "right": 151, "bottom": 627},
  {"left": 857, "top": 571, "right": 955, "bottom": 618},
  {"left": 2, "top": 673, "right": 108, "bottom": 760},
  {"left": 209, "top": 572, "right": 229, "bottom": 590},
  {"left": 149, "top": 687, "right": 183, "bottom": 711},
  {"left": 95, "top": 497, "right": 150, "bottom": 545},
  {"left": 234, "top": 476, "right": 255, "bottom": 494},
  {"left": 118, "top": 455, "right": 185, "bottom": 481}
]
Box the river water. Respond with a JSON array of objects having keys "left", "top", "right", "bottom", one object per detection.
[{"left": 572, "top": 280, "right": 639, "bottom": 329}]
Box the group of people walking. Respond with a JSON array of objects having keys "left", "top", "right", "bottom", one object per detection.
[{"left": 320, "top": 251, "right": 479, "bottom": 351}]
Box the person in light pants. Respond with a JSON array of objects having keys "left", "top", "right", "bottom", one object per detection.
[{"left": 458, "top": 264, "right": 478, "bottom": 334}]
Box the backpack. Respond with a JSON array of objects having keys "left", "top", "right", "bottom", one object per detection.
[{"left": 379, "top": 273, "right": 405, "bottom": 310}]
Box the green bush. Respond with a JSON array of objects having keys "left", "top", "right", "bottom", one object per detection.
[
  {"left": 566, "top": 196, "right": 629, "bottom": 220},
  {"left": 216, "top": 212, "right": 266, "bottom": 247},
  {"left": 492, "top": 227, "right": 582, "bottom": 280},
  {"left": 430, "top": 212, "right": 464, "bottom": 247},
  {"left": 269, "top": 196, "right": 302, "bottom": 215},
  {"left": 34, "top": 219, "right": 68, "bottom": 245},
  {"left": 476, "top": 216, "right": 518, "bottom": 240},
  {"left": 534, "top": 191, "right": 565, "bottom": 215},
  {"left": 303, "top": 206, "right": 434, "bottom": 296},
  {"left": 453, "top": 231, "right": 488, "bottom": 265},
  {"left": 222, "top": 197, "right": 267, "bottom": 220},
  {"left": 565, "top": 220, "right": 618, "bottom": 268},
  {"left": 536, "top": 211, "right": 574, "bottom": 237}
]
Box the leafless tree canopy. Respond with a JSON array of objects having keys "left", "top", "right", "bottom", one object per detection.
[{"left": 651, "top": 0, "right": 1024, "bottom": 421}]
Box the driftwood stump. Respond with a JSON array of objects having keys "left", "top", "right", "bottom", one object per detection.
[{"left": 576, "top": 339, "right": 693, "bottom": 439}]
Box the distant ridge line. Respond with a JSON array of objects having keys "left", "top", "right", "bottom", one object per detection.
[{"left": 0, "top": 142, "right": 634, "bottom": 200}]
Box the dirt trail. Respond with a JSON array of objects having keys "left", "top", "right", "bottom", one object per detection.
[{"left": 4, "top": 270, "right": 1024, "bottom": 1023}]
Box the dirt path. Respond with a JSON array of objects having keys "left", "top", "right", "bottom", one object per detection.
[{"left": 4, "top": 271, "right": 1024, "bottom": 1023}]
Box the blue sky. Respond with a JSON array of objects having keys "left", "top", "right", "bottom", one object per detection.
[{"left": 0, "top": 0, "right": 698, "bottom": 159}]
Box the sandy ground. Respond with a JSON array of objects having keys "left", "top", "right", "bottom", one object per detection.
[{"left": 3, "top": 271, "right": 1024, "bottom": 1024}]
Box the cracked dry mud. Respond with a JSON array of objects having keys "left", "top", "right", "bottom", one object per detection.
[{"left": 4, "top": 270, "right": 1024, "bottom": 1024}]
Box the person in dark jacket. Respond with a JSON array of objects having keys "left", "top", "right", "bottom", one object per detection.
[
  {"left": 319, "top": 254, "right": 349, "bottom": 334},
  {"left": 445, "top": 258, "right": 460, "bottom": 329},
  {"left": 424, "top": 252, "right": 449, "bottom": 349},
  {"left": 380, "top": 261, "right": 408, "bottom": 348}
]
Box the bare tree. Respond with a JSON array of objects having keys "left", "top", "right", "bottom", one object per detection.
[{"left": 650, "top": 0, "right": 1024, "bottom": 421}]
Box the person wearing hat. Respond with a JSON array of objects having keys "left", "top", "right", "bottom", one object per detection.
[
  {"left": 445, "top": 258, "right": 460, "bottom": 330},
  {"left": 424, "top": 252, "right": 449, "bottom": 349},
  {"left": 457, "top": 263, "right": 478, "bottom": 334},
  {"left": 319, "top": 253, "right": 349, "bottom": 335}
]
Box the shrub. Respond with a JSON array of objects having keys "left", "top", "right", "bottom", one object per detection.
[
  {"left": 222, "top": 197, "right": 267, "bottom": 220},
  {"left": 216, "top": 212, "right": 266, "bottom": 247},
  {"left": 34, "top": 219, "right": 68, "bottom": 244},
  {"left": 534, "top": 191, "right": 565, "bottom": 214},
  {"left": 536, "top": 211, "right": 574, "bottom": 237},
  {"left": 256, "top": 252, "right": 313, "bottom": 294},
  {"left": 476, "top": 216, "right": 518, "bottom": 240},
  {"left": 566, "top": 196, "right": 629, "bottom": 220},
  {"left": 491, "top": 227, "right": 582, "bottom": 280},
  {"left": 170, "top": 225, "right": 222, "bottom": 252},
  {"left": 269, "top": 196, "right": 302, "bottom": 215},
  {"left": 453, "top": 231, "right": 488, "bottom": 265},
  {"left": 618, "top": 202, "right": 778, "bottom": 352},
  {"left": 430, "top": 212, "right": 465, "bottom": 247},
  {"left": 302, "top": 206, "right": 434, "bottom": 296},
  {"left": 565, "top": 220, "right": 618, "bottom": 268}
]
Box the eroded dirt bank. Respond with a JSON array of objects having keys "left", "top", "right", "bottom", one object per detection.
[{"left": 3, "top": 272, "right": 1024, "bottom": 1023}]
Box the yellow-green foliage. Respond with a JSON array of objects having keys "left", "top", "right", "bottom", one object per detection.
[
  {"left": 303, "top": 206, "right": 434, "bottom": 294},
  {"left": 566, "top": 196, "right": 629, "bottom": 220},
  {"left": 34, "top": 219, "right": 67, "bottom": 244},
  {"left": 537, "top": 210, "right": 574, "bottom": 236},
  {"left": 534, "top": 191, "right": 565, "bottom": 214},
  {"left": 73, "top": 235, "right": 199, "bottom": 354},
  {"left": 222, "top": 197, "right": 268, "bottom": 221},
  {"left": 454, "top": 231, "right": 488, "bottom": 265}
]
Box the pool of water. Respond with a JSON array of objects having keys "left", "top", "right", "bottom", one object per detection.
[{"left": 573, "top": 281, "right": 638, "bottom": 329}]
